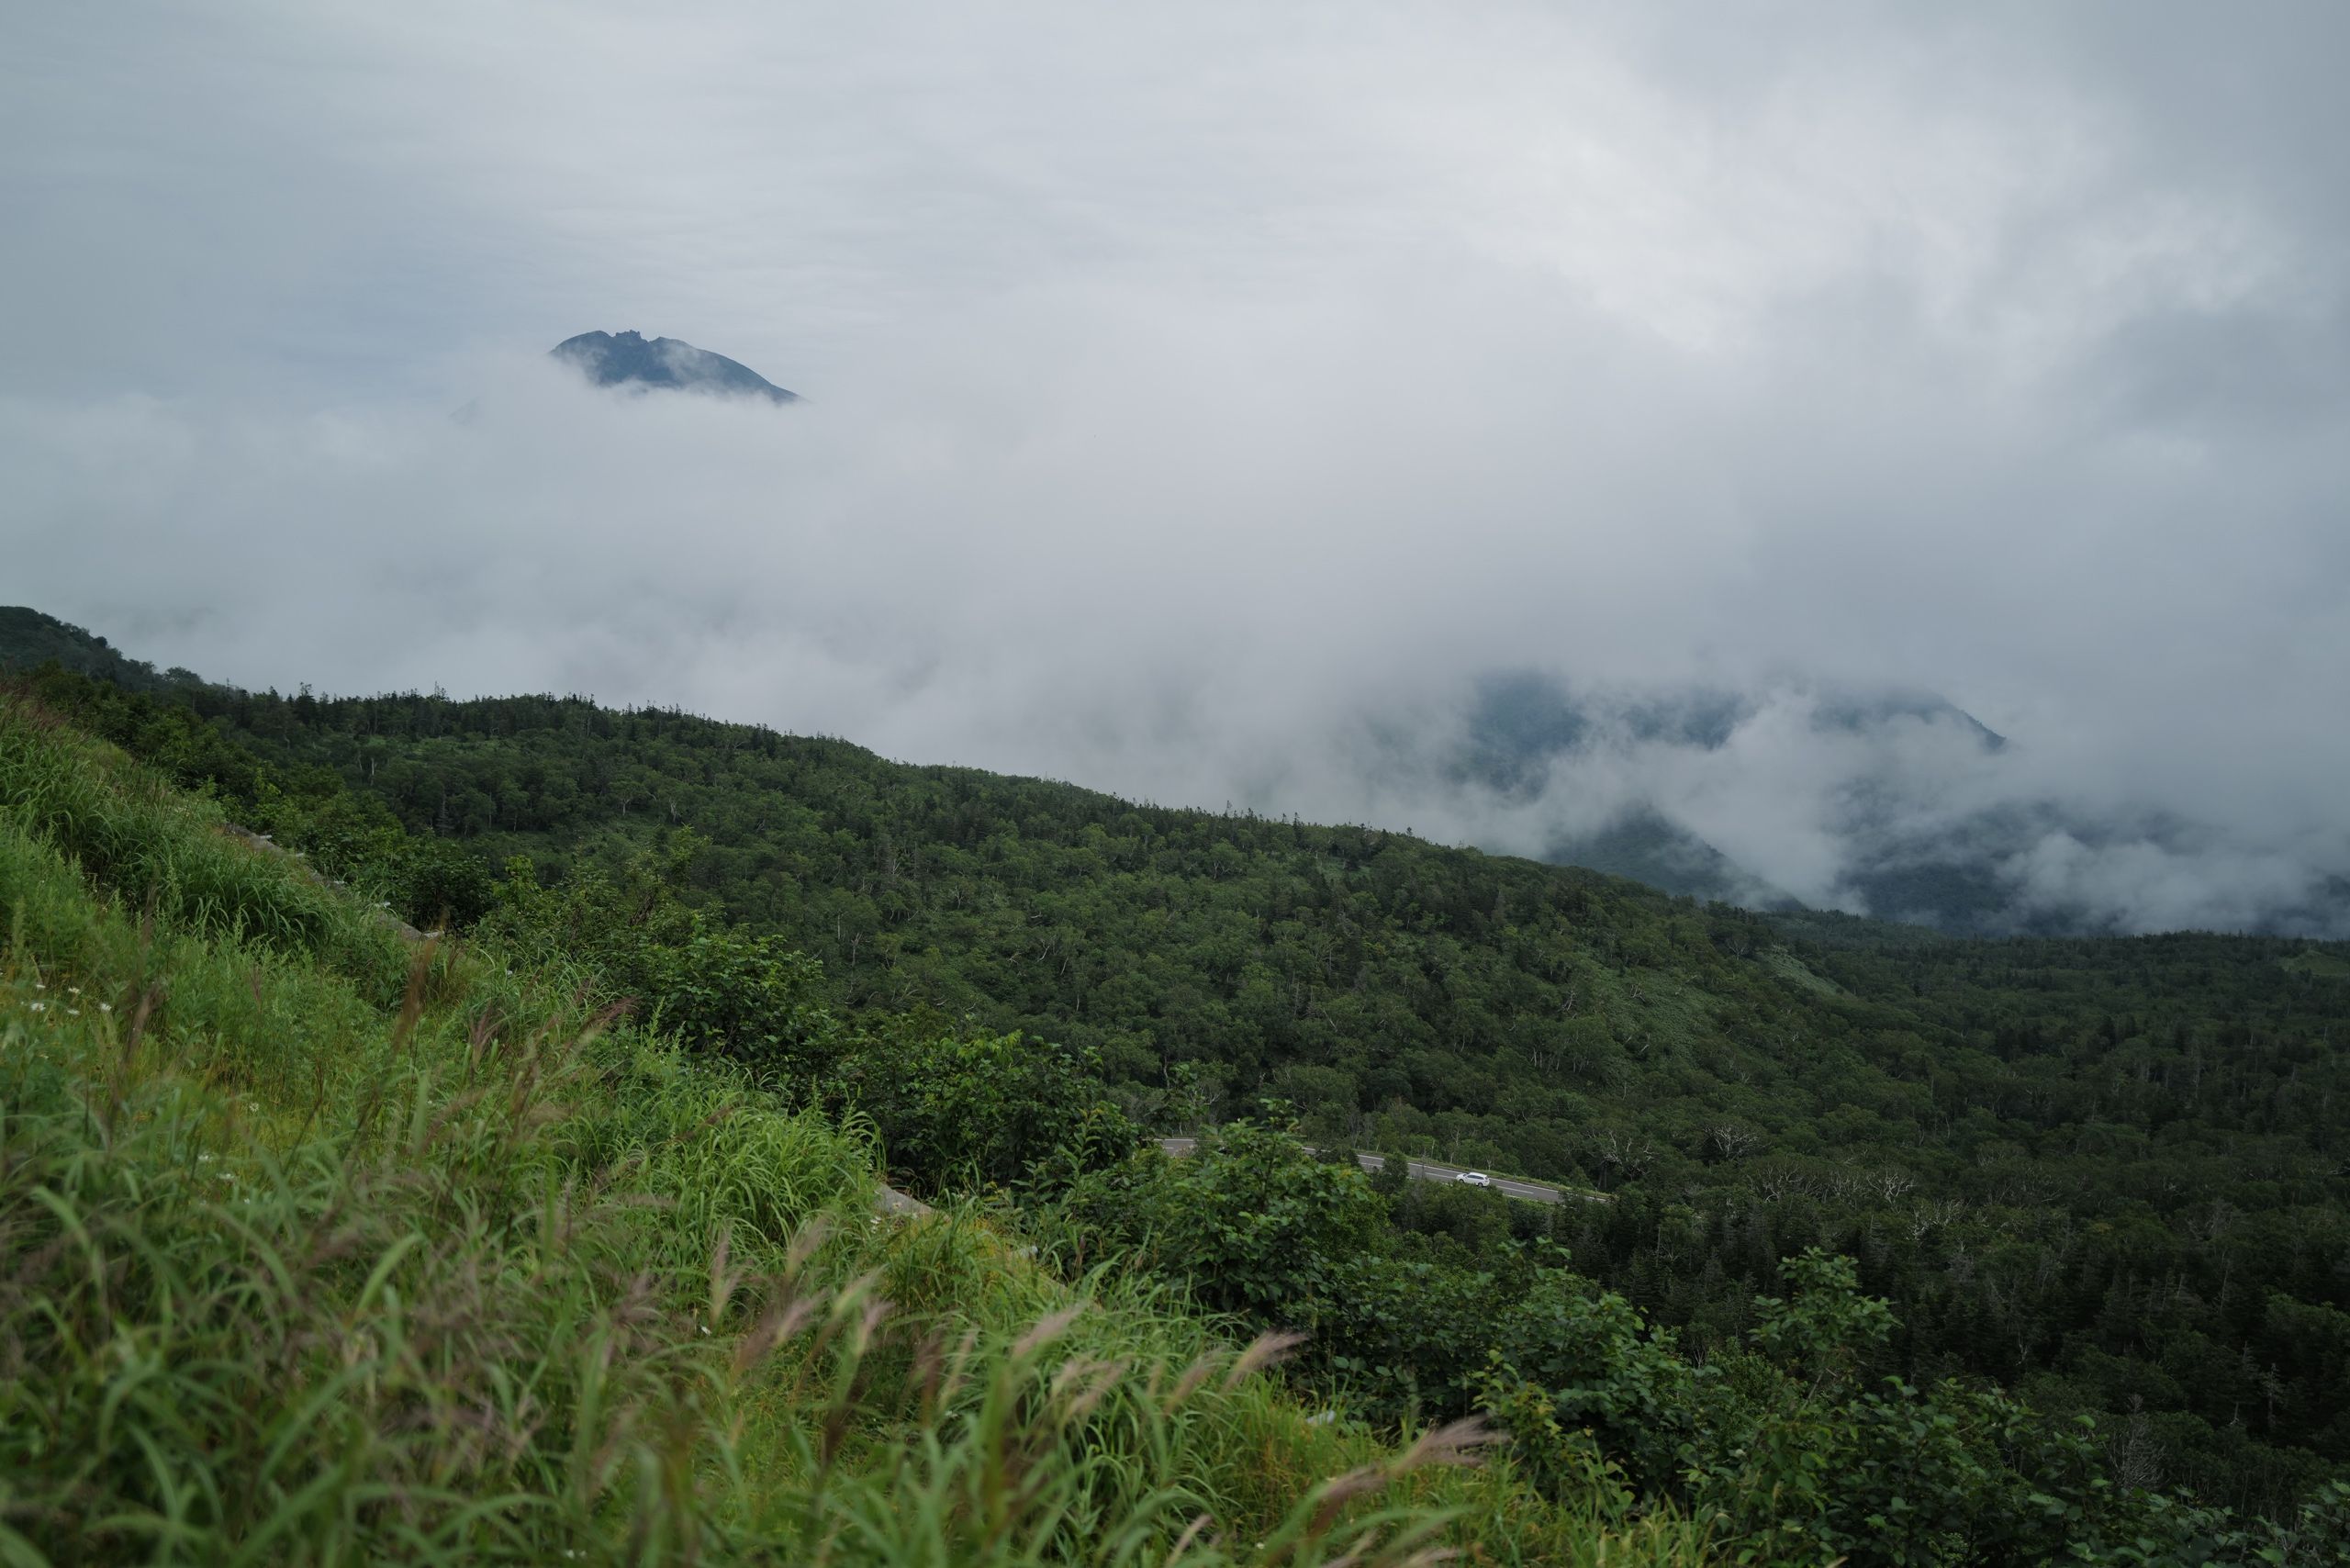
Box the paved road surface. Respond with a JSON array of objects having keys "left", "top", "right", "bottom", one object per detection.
[{"left": 1152, "top": 1137, "right": 1609, "bottom": 1205}]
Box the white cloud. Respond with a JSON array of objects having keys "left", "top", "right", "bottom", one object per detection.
[{"left": 4, "top": 1, "right": 2347, "bottom": 933}]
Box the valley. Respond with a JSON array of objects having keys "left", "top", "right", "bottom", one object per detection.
[{"left": 9, "top": 610, "right": 2347, "bottom": 1531}]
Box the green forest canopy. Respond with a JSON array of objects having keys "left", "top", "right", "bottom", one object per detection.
[{"left": 8, "top": 621, "right": 2348, "bottom": 1524}]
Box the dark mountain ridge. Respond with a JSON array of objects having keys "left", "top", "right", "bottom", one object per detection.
[
  {"left": 551, "top": 329, "right": 800, "bottom": 403},
  {"left": 0, "top": 606, "right": 202, "bottom": 693}
]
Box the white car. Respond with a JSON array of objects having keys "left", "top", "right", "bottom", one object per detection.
[{"left": 1455, "top": 1170, "right": 1494, "bottom": 1188}]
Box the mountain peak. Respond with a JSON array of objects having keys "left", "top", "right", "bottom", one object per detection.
[{"left": 551, "top": 330, "right": 800, "bottom": 404}]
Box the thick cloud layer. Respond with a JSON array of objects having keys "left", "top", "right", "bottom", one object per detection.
[{"left": 6, "top": 3, "right": 2347, "bottom": 933}]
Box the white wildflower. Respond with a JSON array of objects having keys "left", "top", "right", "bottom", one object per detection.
[
  {"left": 28, "top": 1002, "right": 43, "bottom": 1014},
  {"left": 98, "top": 1002, "right": 112, "bottom": 1014}
]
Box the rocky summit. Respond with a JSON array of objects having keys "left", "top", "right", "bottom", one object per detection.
[{"left": 551, "top": 329, "right": 799, "bottom": 403}]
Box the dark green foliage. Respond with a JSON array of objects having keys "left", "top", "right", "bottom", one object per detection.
[
  {"left": 825, "top": 1020, "right": 1136, "bottom": 1193},
  {"left": 0, "top": 605, "right": 204, "bottom": 692},
  {"left": 5, "top": 704, "right": 1628, "bottom": 1568},
  {"left": 1054, "top": 1124, "right": 1391, "bottom": 1320},
  {"left": 13, "top": 662, "right": 496, "bottom": 928},
  {"left": 482, "top": 835, "right": 838, "bottom": 1063},
  {"left": 1489, "top": 1269, "right": 1710, "bottom": 1502},
  {"left": 10, "top": 654, "right": 2350, "bottom": 1524},
  {"left": 1497, "top": 1249, "right": 2350, "bottom": 1566},
  {"left": 479, "top": 835, "right": 1134, "bottom": 1195},
  {"left": 1052, "top": 1130, "right": 2350, "bottom": 1564}
]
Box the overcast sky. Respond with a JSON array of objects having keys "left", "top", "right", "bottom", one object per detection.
[{"left": 5, "top": 2, "right": 2347, "bottom": 930}]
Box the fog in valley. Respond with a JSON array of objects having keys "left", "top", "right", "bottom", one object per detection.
[{"left": 6, "top": 2, "right": 2348, "bottom": 934}]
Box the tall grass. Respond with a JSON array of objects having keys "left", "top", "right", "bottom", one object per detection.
[
  {"left": 0, "top": 695, "right": 410, "bottom": 998},
  {"left": 0, "top": 698, "right": 1710, "bottom": 1565}
]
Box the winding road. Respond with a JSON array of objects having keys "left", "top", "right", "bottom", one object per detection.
[{"left": 1152, "top": 1137, "right": 1609, "bottom": 1205}]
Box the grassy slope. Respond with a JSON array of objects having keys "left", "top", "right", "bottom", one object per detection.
[{"left": 0, "top": 695, "right": 1707, "bottom": 1564}]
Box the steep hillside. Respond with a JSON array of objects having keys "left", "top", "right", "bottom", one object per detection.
[
  {"left": 0, "top": 606, "right": 201, "bottom": 692},
  {"left": 12, "top": 638, "right": 2350, "bottom": 1522},
  {"left": 0, "top": 687, "right": 1708, "bottom": 1565}
]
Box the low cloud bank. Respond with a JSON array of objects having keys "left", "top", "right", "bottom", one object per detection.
[
  {"left": 9, "top": 2, "right": 2349, "bottom": 937},
  {"left": 1348, "top": 682, "right": 2349, "bottom": 936},
  {"left": 8, "top": 297, "right": 2346, "bottom": 935}
]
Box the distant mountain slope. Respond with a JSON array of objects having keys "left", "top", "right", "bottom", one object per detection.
[
  {"left": 1544, "top": 805, "right": 1793, "bottom": 908},
  {"left": 1433, "top": 666, "right": 2350, "bottom": 937},
  {"left": 0, "top": 606, "right": 201, "bottom": 692},
  {"left": 1455, "top": 671, "right": 2002, "bottom": 801},
  {"left": 551, "top": 329, "right": 800, "bottom": 403},
  {"left": 1448, "top": 672, "right": 2012, "bottom": 920}
]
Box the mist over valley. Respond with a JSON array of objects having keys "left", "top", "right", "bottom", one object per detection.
[{"left": 8, "top": 7, "right": 2350, "bottom": 1557}]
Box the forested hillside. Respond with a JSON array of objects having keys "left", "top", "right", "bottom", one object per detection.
[
  {"left": 0, "top": 607, "right": 203, "bottom": 692},
  {"left": 10, "top": 633, "right": 2350, "bottom": 1536},
  {"left": 4, "top": 684, "right": 1700, "bottom": 1565}
]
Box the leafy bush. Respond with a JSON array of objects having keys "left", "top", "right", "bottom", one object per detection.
[
  {"left": 1052, "top": 1124, "right": 1388, "bottom": 1320},
  {"left": 1050, "top": 1126, "right": 2350, "bottom": 1565},
  {"left": 482, "top": 846, "right": 1136, "bottom": 1194}
]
